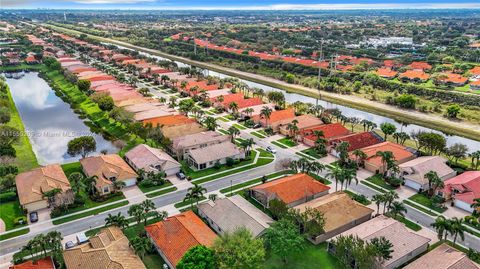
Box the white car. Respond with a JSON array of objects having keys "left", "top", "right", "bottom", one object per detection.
[{"left": 266, "top": 146, "right": 277, "bottom": 154}]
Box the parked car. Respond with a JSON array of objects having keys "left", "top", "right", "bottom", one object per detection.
[
  {"left": 29, "top": 212, "right": 38, "bottom": 223},
  {"left": 176, "top": 171, "right": 186, "bottom": 180},
  {"left": 65, "top": 241, "right": 75, "bottom": 249},
  {"left": 266, "top": 146, "right": 277, "bottom": 154},
  {"left": 253, "top": 123, "right": 262, "bottom": 129}
]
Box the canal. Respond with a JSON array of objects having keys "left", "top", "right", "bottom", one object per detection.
[{"left": 5, "top": 72, "right": 118, "bottom": 165}]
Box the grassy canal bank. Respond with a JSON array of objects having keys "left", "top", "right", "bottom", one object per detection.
[{"left": 47, "top": 24, "right": 480, "bottom": 142}]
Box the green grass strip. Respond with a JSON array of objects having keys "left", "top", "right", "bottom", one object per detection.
[
  {"left": 250, "top": 131, "right": 267, "bottom": 139},
  {"left": 146, "top": 187, "right": 178, "bottom": 198},
  {"left": 0, "top": 228, "right": 30, "bottom": 241},
  {"left": 295, "top": 152, "right": 316, "bottom": 160},
  {"left": 360, "top": 181, "right": 387, "bottom": 193},
  {"left": 403, "top": 200, "right": 439, "bottom": 217},
  {"left": 232, "top": 123, "right": 247, "bottom": 130},
  {"left": 271, "top": 141, "right": 288, "bottom": 149},
  {"left": 52, "top": 200, "right": 129, "bottom": 225}
]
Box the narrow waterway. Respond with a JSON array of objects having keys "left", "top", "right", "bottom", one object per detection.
[
  {"left": 5, "top": 72, "right": 118, "bottom": 165},
  {"left": 109, "top": 43, "right": 480, "bottom": 152}
]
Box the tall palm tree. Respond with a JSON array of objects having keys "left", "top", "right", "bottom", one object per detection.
[
  {"left": 105, "top": 212, "right": 129, "bottom": 229},
  {"left": 383, "top": 191, "right": 399, "bottom": 214},
  {"left": 229, "top": 102, "right": 239, "bottom": 115},
  {"left": 342, "top": 169, "right": 358, "bottom": 191},
  {"left": 326, "top": 166, "right": 345, "bottom": 191},
  {"left": 203, "top": 116, "right": 218, "bottom": 131},
  {"left": 425, "top": 171, "right": 444, "bottom": 197},
  {"left": 431, "top": 216, "right": 451, "bottom": 240},
  {"left": 228, "top": 126, "right": 240, "bottom": 143},
  {"left": 128, "top": 204, "right": 144, "bottom": 226},
  {"left": 388, "top": 201, "right": 407, "bottom": 219},
  {"left": 260, "top": 106, "right": 273, "bottom": 127},
  {"left": 372, "top": 194, "right": 384, "bottom": 216},
  {"left": 375, "top": 151, "right": 395, "bottom": 178},
  {"left": 83, "top": 175, "right": 98, "bottom": 196},
  {"left": 112, "top": 180, "right": 126, "bottom": 193},
  {"left": 240, "top": 138, "right": 255, "bottom": 157},
  {"left": 68, "top": 172, "right": 85, "bottom": 195},
  {"left": 471, "top": 198, "right": 480, "bottom": 219},
  {"left": 352, "top": 149, "right": 367, "bottom": 166},
  {"left": 141, "top": 199, "right": 156, "bottom": 226},
  {"left": 186, "top": 183, "right": 207, "bottom": 207},
  {"left": 450, "top": 217, "right": 466, "bottom": 244},
  {"left": 129, "top": 236, "right": 152, "bottom": 260}
]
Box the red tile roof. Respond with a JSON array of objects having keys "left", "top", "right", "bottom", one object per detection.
[
  {"left": 399, "top": 70, "right": 430, "bottom": 81},
  {"left": 9, "top": 257, "right": 54, "bottom": 269},
  {"left": 301, "top": 123, "right": 351, "bottom": 142},
  {"left": 234, "top": 97, "right": 264, "bottom": 109},
  {"left": 251, "top": 173, "right": 330, "bottom": 204},
  {"left": 376, "top": 68, "right": 398, "bottom": 78},
  {"left": 357, "top": 141, "right": 414, "bottom": 167},
  {"left": 145, "top": 211, "right": 217, "bottom": 266},
  {"left": 251, "top": 108, "right": 296, "bottom": 125},
  {"left": 469, "top": 66, "right": 480, "bottom": 76},
  {"left": 142, "top": 115, "right": 196, "bottom": 126},
  {"left": 409, "top": 61, "right": 432, "bottom": 70},
  {"left": 438, "top": 73, "right": 468, "bottom": 84},
  {"left": 442, "top": 171, "right": 480, "bottom": 205},
  {"left": 329, "top": 132, "right": 383, "bottom": 151}
]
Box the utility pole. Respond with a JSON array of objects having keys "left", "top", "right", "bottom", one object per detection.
[{"left": 316, "top": 39, "right": 323, "bottom": 106}]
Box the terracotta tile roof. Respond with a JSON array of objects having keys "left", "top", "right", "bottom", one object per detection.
[
  {"left": 145, "top": 211, "right": 217, "bottom": 267},
  {"left": 399, "top": 70, "right": 430, "bottom": 81},
  {"left": 9, "top": 257, "right": 54, "bottom": 269},
  {"left": 63, "top": 226, "right": 145, "bottom": 269},
  {"left": 276, "top": 115, "right": 324, "bottom": 131},
  {"left": 161, "top": 122, "right": 206, "bottom": 140},
  {"left": 470, "top": 66, "right": 480, "bottom": 76},
  {"left": 234, "top": 97, "right": 264, "bottom": 109},
  {"left": 471, "top": 80, "right": 480, "bottom": 87},
  {"left": 329, "top": 132, "right": 383, "bottom": 151},
  {"left": 409, "top": 61, "right": 432, "bottom": 70},
  {"left": 211, "top": 93, "right": 244, "bottom": 105},
  {"left": 301, "top": 123, "right": 350, "bottom": 141},
  {"left": 442, "top": 171, "right": 480, "bottom": 205},
  {"left": 376, "top": 67, "right": 398, "bottom": 78},
  {"left": 80, "top": 154, "right": 138, "bottom": 188},
  {"left": 357, "top": 141, "right": 415, "bottom": 167},
  {"left": 15, "top": 164, "right": 71, "bottom": 206},
  {"left": 294, "top": 192, "right": 373, "bottom": 233},
  {"left": 251, "top": 108, "right": 296, "bottom": 125},
  {"left": 438, "top": 73, "right": 468, "bottom": 84},
  {"left": 251, "top": 173, "right": 330, "bottom": 204},
  {"left": 404, "top": 243, "right": 480, "bottom": 269},
  {"left": 383, "top": 60, "right": 395, "bottom": 68},
  {"left": 142, "top": 115, "right": 196, "bottom": 127},
  {"left": 333, "top": 215, "right": 430, "bottom": 269}
]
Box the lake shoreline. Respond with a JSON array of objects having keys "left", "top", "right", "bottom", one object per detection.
[{"left": 46, "top": 24, "right": 480, "bottom": 142}]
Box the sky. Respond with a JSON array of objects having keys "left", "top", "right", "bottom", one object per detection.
[{"left": 3, "top": 0, "right": 480, "bottom": 10}]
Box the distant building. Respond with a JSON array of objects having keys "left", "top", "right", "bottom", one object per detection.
[
  {"left": 355, "top": 142, "right": 416, "bottom": 174},
  {"left": 124, "top": 144, "right": 181, "bottom": 176},
  {"left": 9, "top": 257, "right": 55, "bottom": 269},
  {"left": 399, "top": 156, "right": 456, "bottom": 191},
  {"left": 438, "top": 171, "right": 480, "bottom": 213},
  {"left": 404, "top": 243, "right": 480, "bottom": 269}
]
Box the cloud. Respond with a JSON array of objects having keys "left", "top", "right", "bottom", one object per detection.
[{"left": 73, "top": 0, "right": 155, "bottom": 4}]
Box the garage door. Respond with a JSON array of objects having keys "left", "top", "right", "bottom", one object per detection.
[
  {"left": 404, "top": 179, "right": 421, "bottom": 191},
  {"left": 123, "top": 178, "right": 137, "bottom": 187}
]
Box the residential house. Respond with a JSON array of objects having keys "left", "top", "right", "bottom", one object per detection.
[
  {"left": 124, "top": 144, "right": 181, "bottom": 176},
  {"left": 399, "top": 70, "right": 430, "bottom": 82},
  {"left": 145, "top": 211, "right": 217, "bottom": 269},
  {"left": 409, "top": 61, "right": 432, "bottom": 71},
  {"left": 9, "top": 257, "right": 55, "bottom": 269},
  {"left": 250, "top": 173, "right": 330, "bottom": 208},
  {"left": 15, "top": 164, "right": 73, "bottom": 212},
  {"left": 80, "top": 154, "right": 138, "bottom": 196},
  {"left": 438, "top": 171, "right": 480, "bottom": 213},
  {"left": 294, "top": 192, "right": 374, "bottom": 244},
  {"left": 328, "top": 215, "right": 431, "bottom": 269},
  {"left": 299, "top": 123, "right": 351, "bottom": 147},
  {"left": 329, "top": 132, "right": 383, "bottom": 157},
  {"left": 277, "top": 114, "right": 324, "bottom": 136},
  {"left": 356, "top": 142, "right": 416, "bottom": 174},
  {"left": 161, "top": 122, "right": 205, "bottom": 141},
  {"left": 399, "top": 156, "right": 456, "bottom": 191},
  {"left": 186, "top": 142, "right": 245, "bottom": 170},
  {"left": 142, "top": 114, "right": 195, "bottom": 127},
  {"left": 63, "top": 226, "right": 145, "bottom": 269},
  {"left": 250, "top": 108, "right": 296, "bottom": 129},
  {"left": 376, "top": 68, "right": 398, "bottom": 79},
  {"left": 197, "top": 195, "right": 274, "bottom": 237},
  {"left": 404, "top": 243, "right": 480, "bottom": 269},
  {"left": 239, "top": 103, "right": 276, "bottom": 118},
  {"left": 437, "top": 73, "right": 469, "bottom": 86},
  {"left": 169, "top": 131, "right": 230, "bottom": 160},
  {"left": 470, "top": 80, "right": 480, "bottom": 90}
]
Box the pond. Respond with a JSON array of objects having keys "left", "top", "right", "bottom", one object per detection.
[
  {"left": 5, "top": 72, "right": 118, "bottom": 165},
  {"left": 108, "top": 43, "right": 480, "bottom": 152}
]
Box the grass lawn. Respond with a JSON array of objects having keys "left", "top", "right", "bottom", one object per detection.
[
  {"left": 217, "top": 116, "right": 230, "bottom": 122},
  {"left": 343, "top": 190, "right": 372, "bottom": 206},
  {"left": 364, "top": 175, "right": 396, "bottom": 191},
  {"left": 61, "top": 162, "right": 82, "bottom": 176},
  {"left": 217, "top": 128, "right": 229, "bottom": 135},
  {"left": 146, "top": 186, "right": 178, "bottom": 198},
  {"left": 271, "top": 141, "right": 288, "bottom": 149},
  {"left": 0, "top": 228, "right": 30, "bottom": 241},
  {"left": 250, "top": 131, "right": 267, "bottom": 139},
  {"left": 257, "top": 148, "right": 274, "bottom": 158},
  {"left": 408, "top": 193, "right": 447, "bottom": 213},
  {"left": 138, "top": 182, "right": 173, "bottom": 193},
  {"left": 4, "top": 79, "right": 38, "bottom": 171},
  {"left": 0, "top": 200, "right": 27, "bottom": 231},
  {"left": 52, "top": 200, "right": 129, "bottom": 225},
  {"left": 395, "top": 215, "right": 422, "bottom": 231},
  {"left": 276, "top": 137, "right": 297, "bottom": 147},
  {"left": 404, "top": 200, "right": 439, "bottom": 217},
  {"left": 301, "top": 148, "right": 326, "bottom": 159},
  {"left": 184, "top": 151, "right": 258, "bottom": 179},
  {"left": 295, "top": 152, "right": 316, "bottom": 161},
  {"left": 263, "top": 241, "right": 341, "bottom": 269},
  {"left": 232, "top": 123, "right": 247, "bottom": 130},
  {"left": 219, "top": 170, "right": 292, "bottom": 194},
  {"left": 360, "top": 180, "right": 387, "bottom": 193}
]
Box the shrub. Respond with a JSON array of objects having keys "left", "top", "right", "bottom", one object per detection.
[
  {"left": 0, "top": 165, "right": 18, "bottom": 176},
  {"left": 14, "top": 216, "right": 27, "bottom": 226},
  {"left": 0, "top": 192, "right": 17, "bottom": 203},
  {"left": 226, "top": 157, "right": 234, "bottom": 167},
  {"left": 214, "top": 161, "right": 221, "bottom": 169}
]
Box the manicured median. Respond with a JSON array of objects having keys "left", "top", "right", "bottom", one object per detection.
[
  {"left": 220, "top": 170, "right": 292, "bottom": 194},
  {"left": 0, "top": 228, "right": 30, "bottom": 241},
  {"left": 52, "top": 200, "right": 129, "bottom": 225},
  {"left": 146, "top": 186, "right": 178, "bottom": 198}
]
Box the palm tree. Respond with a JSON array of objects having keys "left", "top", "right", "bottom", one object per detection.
[
  {"left": 185, "top": 183, "right": 207, "bottom": 207},
  {"left": 260, "top": 106, "right": 273, "bottom": 127},
  {"left": 342, "top": 169, "right": 358, "bottom": 191},
  {"left": 388, "top": 201, "right": 407, "bottom": 219},
  {"left": 112, "top": 180, "right": 126, "bottom": 193},
  {"left": 128, "top": 204, "right": 144, "bottom": 226},
  {"left": 450, "top": 217, "right": 466, "bottom": 244},
  {"left": 375, "top": 151, "right": 395, "bottom": 178},
  {"left": 141, "top": 199, "right": 156, "bottom": 226},
  {"left": 425, "top": 171, "right": 444, "bottom": 197},
  {"left": 244, "top": 107, "right": 254, "bottom": 118},
  {"left": 352, "top": 149, "right": 367, "bottom": 167},
  {"left": 209, "top": 193, "right": 218, "bottom": 202},
  {"left": 431, "top": 216, "right": 451, "bottom": 240},
  {"left": 227, "top": 125, "right": 240, "bottom": 142},
  {"left": 105, "top": 212, "right": 129, "bottom": 229},
  {"left": 129, "top": 236, "right": 152, "bottom": 260},
  {"left": 469, "top": 150, "right": 480, "bottom": 169},
  {"left": 68, "top": 172, "right": 85, "bottom": 194},
  {"left": 203, "top": 116, "right": 218, "bottom": 131},
  {"left": 326, "top": 166, "right": 345, "bottom": 191},
  {"left": 372, "top": 194, "right": 384, "bottom": 216},
  {"left": 240, "top": 138, "right": 255, "bottom": 157},
  {"left": 83, "top": 175, "right": 98, "bottom": 196},
  {"left": 471, "top": 198, "right": 480, "bottom": 219},
  {"left": 383, "top": 191, "right": 399, "bottom": 214},
  {"left": 229, "top": 102, "right": 239, "bottom": 115}
]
